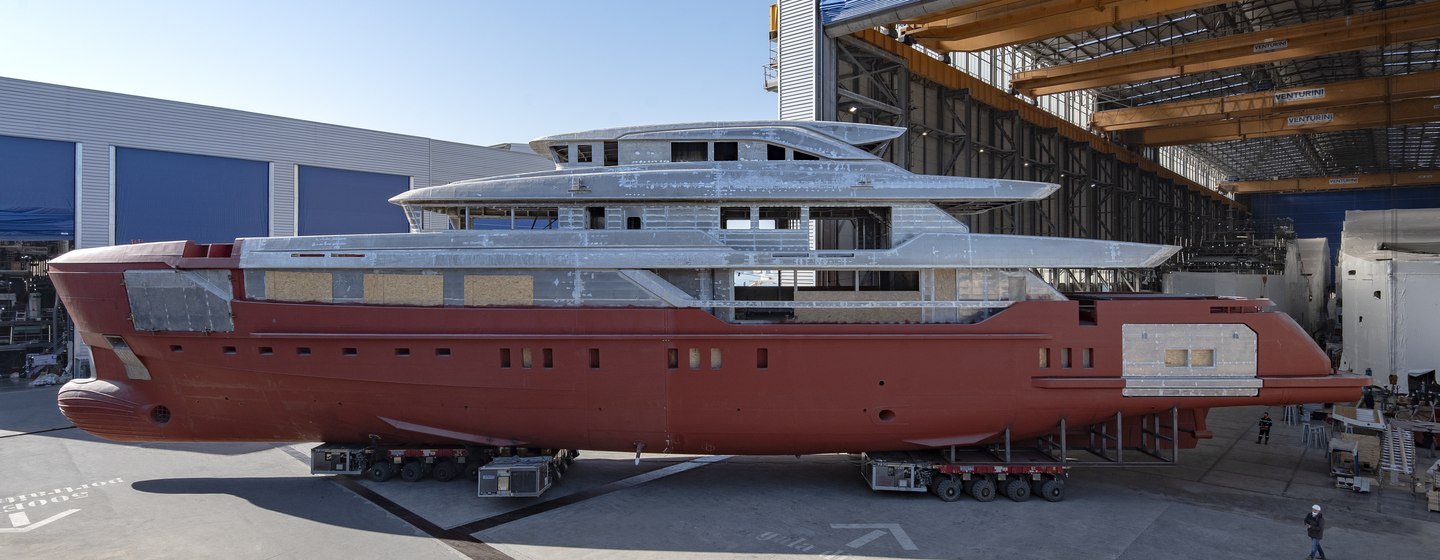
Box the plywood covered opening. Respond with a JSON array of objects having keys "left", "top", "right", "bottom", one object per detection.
[
  {"left": 464, "top": 275, "right": 534, "bottom": 306},
  {"left": 266, "top": 271, "right": 333, "bottom": 303},
  {"left": 363, "top": 273, "right": 443, "bottom": 306}
]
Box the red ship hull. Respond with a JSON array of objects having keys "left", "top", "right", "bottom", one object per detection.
[{"left": 49, "top": 242, "right": 1366, "bottom": 455}]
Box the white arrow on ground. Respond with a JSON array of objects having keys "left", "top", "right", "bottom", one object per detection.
[
  {"left": 1, "top": 509, "right": 80, "bottom": 533},
  {"left": 829, "top": 523, "right": 918, "bottom": 550}
]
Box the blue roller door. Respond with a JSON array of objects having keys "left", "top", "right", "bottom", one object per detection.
[
  {"left": 115, "top": 148, "right": 268, "bottom": 244},
  {"left": 298, "top": 165, "right": 410, "bottom": 235},
  {"left": 0, "top": 135, "right": 75, "bottom": 240}
]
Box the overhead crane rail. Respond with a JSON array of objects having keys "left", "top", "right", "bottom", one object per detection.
[
  {"left": 900, "top": 0, "right": 1228, "bottom": 52},
  {"left": 1091, "top": 69, "right": 1440, "bottom": 132},
  {"left": 1220, "top": 170, "right": 1440, "bottom": 194},
  {"left": 1123, "top": 96, "right": 1440, "bottom": 146},
  {"left": 1011, "top": 2, "right": 1440, "bottom": 97}
]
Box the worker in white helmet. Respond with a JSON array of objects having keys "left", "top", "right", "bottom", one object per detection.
[{"left": 1304, "top": 504, "right": 1326, "bottom": 559}]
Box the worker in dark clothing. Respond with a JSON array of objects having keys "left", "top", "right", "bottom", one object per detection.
[
  {"left": 1305, "top": 504, "right": 1326, "bottom": 559},
  {"left": 1257, "top": 411, "right": 1273, "bottom": 444}
]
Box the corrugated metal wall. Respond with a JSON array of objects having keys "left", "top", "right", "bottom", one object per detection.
[
  {"left": 778, "top": 0, "right": 821, "bottom": 121},
  {"left": 0, "top": 76, "right": 552, "bottom": 247}
]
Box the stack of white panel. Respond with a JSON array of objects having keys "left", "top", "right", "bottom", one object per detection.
[{"left": 1337, "top": 209, "right": 1440, "bottom": 392}]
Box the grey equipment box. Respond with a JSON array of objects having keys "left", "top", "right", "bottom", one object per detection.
[
  {"left": 310, "top": 443, "right": 370, "bottom": 475},
  {"left": 861, "top": 452, "right": 929, "bottom": 492},
  {"left": 478, "top": 456, "right": 553, "bottom": 497}
]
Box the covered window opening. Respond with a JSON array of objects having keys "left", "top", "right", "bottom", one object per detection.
[
  {"left": 671, "top": 142, "right": 708, "bottom": 162},
  {"left": 714, "top": 142, "right": 739, "bottom": 161},
  {"left": 604, "top": 141, "right": 619, "bottom": 166}
]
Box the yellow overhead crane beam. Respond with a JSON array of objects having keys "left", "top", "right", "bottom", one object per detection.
[
  {"left": 1221, "top": 170, "right": 1440, "bottom": 194},
  {"left": 850, "top": 28, "right": 1242, "bottom": 208},
  {"left": 1092, "top": 70, "right": 1440, "bottom": 132},
  {"left": 1124, "top": 96, "right": 1440, "bottom": 145},
  {"left": 901, "top": 0, "right": 1227, "bottom": 52},
  {"left": 1011, "top": 2, "right": 1440, "bottom": 97}
]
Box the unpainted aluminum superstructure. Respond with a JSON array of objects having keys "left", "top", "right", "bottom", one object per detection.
[{"left": 230, "top": 121, "right": 1178, "bottom": 324}]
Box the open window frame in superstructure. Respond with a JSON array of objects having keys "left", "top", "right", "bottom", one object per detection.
[{"left": 440, "top": 206, "right": 560, "bottom": 230}]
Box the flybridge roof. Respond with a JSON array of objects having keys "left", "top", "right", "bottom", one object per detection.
[
  {"left": 528, "top": 121, "right": 904, "bottom": 160},
  {"left": 389, "top": 162, "right": 1059, "bottom": 206}
]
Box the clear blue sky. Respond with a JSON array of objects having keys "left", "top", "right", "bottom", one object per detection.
[{"left": 0, "top": 0, "right": 778, "bottom": 146}]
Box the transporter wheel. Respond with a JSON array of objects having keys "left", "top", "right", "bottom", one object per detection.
[
  {"left": 400, "top": 461, "right": 428, "bottom": 482},
  {"left": 933, "top": 477, "right": 964, "bottom": 502},
  {"left": 1038, "top": 478, "right": 1065, "bottom": 502},
  {"left": 968, "top": 476, "right": 996, "bottom": 502},
  {"left": 1004, "top": 478, "right": 1031, "bottom": 502},
  {"left": 365, "top": 462, "right": 395, "bottom": 482},
  {"left": 432, "top": 460, "right": 459, "bottom": 482}
]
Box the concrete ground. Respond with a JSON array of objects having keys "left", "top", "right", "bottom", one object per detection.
[{"left": 3, "top": 378, "right": 1437, "bottom": 559}]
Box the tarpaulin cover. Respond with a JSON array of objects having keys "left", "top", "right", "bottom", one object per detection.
[
  {"left": 1337, "top": 209, "right": 1440, "bottom": 391},
  {"left": 298, "top": 165, "right": 410, "bottom": 236},
  {"left": 0, "top": 134, "right": 75, "bottom": 240}
]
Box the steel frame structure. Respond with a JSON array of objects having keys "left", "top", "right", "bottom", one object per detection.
[{"left": 827, "top": 34, "right": 1234, "bottom": 289}]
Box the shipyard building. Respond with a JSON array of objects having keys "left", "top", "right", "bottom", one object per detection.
[{"left": 0, "top": 76, "right": 551, "bottom": 375}]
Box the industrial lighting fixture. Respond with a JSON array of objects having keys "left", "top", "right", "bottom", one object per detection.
[
  {"left": 848, "top": 105, "right": 858, "bottom": 113},
  {"left": 921, "top": 131, "right": 928, "bottom": 136},
  {"left": 978, "top": 148, "right": 985, "bottom": 153},
  {"left": 1023, "top": 162, "right": 1029, "bottom": 167}
]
